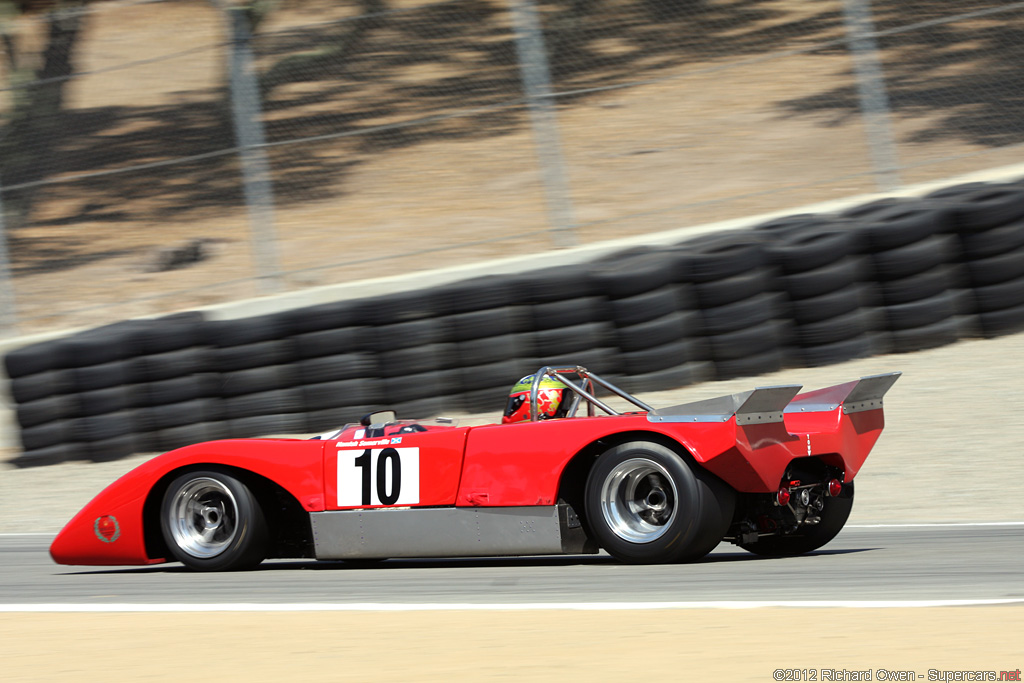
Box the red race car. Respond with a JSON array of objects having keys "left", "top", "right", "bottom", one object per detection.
[{"left": 50, "top": 365, "right": 900, "bottom": 571}]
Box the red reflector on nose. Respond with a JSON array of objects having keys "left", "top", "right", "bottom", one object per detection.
[
  {"left": 776, "top": 487, "right": 791, "bottom": 506},
  {"left": 828, "top": 479, "right": 843, "bottom": 497}
]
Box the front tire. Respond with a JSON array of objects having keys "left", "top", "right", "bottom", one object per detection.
[
  {"left": 160, "top": 470, "right": 268, "bottom": 571},
  {"left": 584, "top": 441, "right": 734, "bottom": 564},
  {"left": 740, "top": 481, "right": 855, "bottom": 556}
]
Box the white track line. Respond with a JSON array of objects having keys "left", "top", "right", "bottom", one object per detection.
[{"left": 1, "top": 599, "right": 1022, "bottom": 613}]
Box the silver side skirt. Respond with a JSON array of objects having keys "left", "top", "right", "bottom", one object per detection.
[{"left": 310, "top": 504, "right": 595, "bottom": 560}]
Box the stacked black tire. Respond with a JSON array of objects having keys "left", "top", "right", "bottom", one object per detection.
[
  {"left": 5, "top": 313, "right": 215, "bottom": 465},
  {"left": 132, "top": 313, "right": 222, "bottom": 454},
  {"left": 927, "top": 182, "right": 1024, "bottom": 338},
  {"left": 843, "top": 199, "right": 969, "bottom": 354},
  {"left": 677, "top": 232, "right": 791, "bottom": 379},
  {"left": 593, "top": 250, "right": 711, "bottom": 392},
  {"left": 285, "top": 299, "right": 383, "bottom": 433},
  {"left": 757, "top": 214, "right": 877, "bottom": 367}
]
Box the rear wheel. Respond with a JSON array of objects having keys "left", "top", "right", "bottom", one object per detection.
[
  {"left": 584, "top": 441, "right": 734, "bottom": 564},
  {"left": 160, "top": 470, "right": 268, "bottom": 571},
  {"left": 740, "top": 481, "right": 855, "bottom": 556}
]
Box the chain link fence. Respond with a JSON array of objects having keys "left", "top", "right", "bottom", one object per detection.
[{"left": 2, "top": 0, "right": 1024, "bottom": 334}]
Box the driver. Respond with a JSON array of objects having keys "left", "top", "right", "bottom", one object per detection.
[{"left": 502, "top": 374, "right": 570, "bottom": 424}]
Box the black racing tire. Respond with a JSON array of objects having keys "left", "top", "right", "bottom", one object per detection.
[
  {"left": 616, "top": 311, "right": 696, "bottom": 352},
  {"left": 693, "top": 270, "right": 769, "bottom": 308},
  {"left": 621, "top": 337, "right": 702, "bottom": 374},
  {"left": 213, "top": 341, "right": 291, "bottom": 373},
  {"left": 519, "top": 264, "right": 598, "bottom": 303},
  {"left": 973, "top": 277, "right": 1024, "bottom": 313},
  {"left": 302, "top": 378, "right": 383, "bottom": 411},
  {"left": 4, "top": 339, "right": 71, "bottom": 378},
  {"left": 753, "top": 213, "right": 840, "bottom": 239},
  {"left": 878, "top": 265, "right": 963, "bottom": 306},
  {"left": 284, "top": 300, "right": 364, "bottom": 334},
  {"left": 609, "top": 286, "right": 688, "bottom": 326},
  {"left": 9, "top": 369, "right": 73, "bottom": 404},
  {"left": 779, "top": 258, "right": 863, "bottom": 300},
  {"left": 217, "top": 365, "right": 297, "bottom": 398},
  {"left": 616, "top": 361, "right": 715, "bottom": 393},
  {"left": 713, "top": 347, "right": 787, "bottom": 380},
  {"left": 868, "top": 234, "right": 956, "bottom": 281},
  {"left": 431, "top": 275, "right": 515, "bottom": 315},
  {"left": 160, "top": 469, "right": 268, "bottom": 571},
  {"left": 882, "top": 290, "right": 957, "bottom": 331},
  {"left": 795, "top": 309, "right": 871, "bottom": 347},
  {"left": 846, "top": 200, "right": 950, "bottom": 250},
  {"left": 889, "top": 315, "right": 965, "bottom": 353},
  {"left": 446, "top": 306, "right": 529, "bottom": 341},
  {"left": 700, "top": 293, "right": 782, "bottom": 336},
  {"left": 457, "top": 334, "right": 520, "bottom": 367},
  {"left": 373, "top": 319, "right": 448, "bottom": 353},
  {"left": 379, "top": 343, "right": 459, "bottom": 377},
  {"left": 797, "top": 335, "right": 874, "bottom": 367},
  {"left": 292, "top": 327, "right": 367, "bottom": 359},
  {"left": 787, "top": 285, "right": 865, "bottom": 324},
  {"left": 592, "top": 249, "right": 678, "bottom": 299},
  {"left": 977, "top": 302, "right": 1024, "bottom": 337},
  {"left": 223, "top": 389, "right": 304, "bottom": 420},
  {"left": 708, "top": 319, "right": 788, "bottom": 361},
  {"left": 739, "top": 482, "right": 855, "bottom": 556},
  {"left": 75, "top": 360, "right": 131, "bottom": 392},
  {"left": 136, "top": 375, "right": 213, "bottom": 407},
  {"left": 584, "top": 441, "right": 734, "bottom": 564},
  {"left": 16, "top": 395, "right": 78, "bottom": 429},
  {"left": 959, "top": 219, "right": 1024, "bottom": 259},
  {"left": 676, "top": 232, "right": 765, "bottom": 284},
  {"left": 296, "top": 353, "right": 377, "bottom": 385},
  {"left": 764, "top": 228, "right": 855, "bottom": 274},
  {"left": 356, "top": 290, "right": 436, "bottom": 326},
  {"left": 531, "top": 296, "right": 609, "bottom": 329},
  {"left": 928, "top": 182, "right": 1024, "bottom": 232},
  {"left": 205, "top": 314, "right": 289, "bottom": 348},
  {"left": 534, "top": 322, "right": 615, "bottom": 356},
  {"left": 965, "top": 246, "right": 1024, "bottom": 287}
]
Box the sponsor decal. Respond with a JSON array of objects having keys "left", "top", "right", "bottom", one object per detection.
[{"left": 94, "top": 515, "right": 121, "bottom": 543}]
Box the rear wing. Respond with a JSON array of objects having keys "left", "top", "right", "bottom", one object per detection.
[{"left": 647, "top": 372, "right": 901, "bottom": 424}]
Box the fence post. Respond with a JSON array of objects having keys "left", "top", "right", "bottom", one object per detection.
[
  {"left": 509, "top": 0, "right": 578, "bottom": 248},
  {"left": 841, "top": 0, "right": 902, "bottom": 191},
  {"left": 0, "top": 186, "right": 16, "bottom": 335},
  {"left": 227, "top": 7, "right": 282, "bottom": 292}
]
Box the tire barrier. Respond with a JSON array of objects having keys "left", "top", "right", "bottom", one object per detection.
[{"left": 7, "top": 178, "right": 1024, "bottom": 465}]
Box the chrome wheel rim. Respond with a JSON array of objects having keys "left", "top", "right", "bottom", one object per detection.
[
  {"left": 599, "top": 458, "right": 678, "bottom": 543},
  {"left": 168, "top": 478, "right": 239, "bottom": 559}
]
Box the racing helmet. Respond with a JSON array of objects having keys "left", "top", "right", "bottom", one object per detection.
[{"left": 502, "top": 374, "right": 569, "bottom": 424}]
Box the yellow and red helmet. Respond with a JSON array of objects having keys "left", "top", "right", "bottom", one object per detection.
[{"left": 502, "top": 374, "right": 569, "bottom": 424}]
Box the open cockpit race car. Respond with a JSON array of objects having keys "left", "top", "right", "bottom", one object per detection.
[{"left": 50, "top": 366, "right": 900, "bottom": 571}]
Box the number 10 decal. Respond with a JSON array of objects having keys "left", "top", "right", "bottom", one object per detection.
[{"left": 337, "top": 447, "right": 420, "bottom": 507}]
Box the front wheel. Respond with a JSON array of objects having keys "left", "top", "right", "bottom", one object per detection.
[
  {"left": 739, "top": 481, "right": 855, "bottom": 557},
  {"left": 160, "top": 470, "right": 268, "bottom": 571},
  {"left": 584, "top": 441, "right": 734, "bottom": 564}
]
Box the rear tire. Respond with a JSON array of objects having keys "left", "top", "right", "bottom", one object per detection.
[
  {"left": 584, "top": 441, "right": 734, "bottom": 564},
  {"left": 740, "top": 482, "right": 855, "bottom": 556},
  {"left": 160, "top": 470, "right": 268, "bottom": 571}
]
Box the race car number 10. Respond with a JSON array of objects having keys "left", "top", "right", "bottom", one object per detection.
[{"left": 337, "top": 447, "right": 420, "bottom": 507}]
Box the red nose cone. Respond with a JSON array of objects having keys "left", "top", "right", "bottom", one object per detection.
[{"left": 828, "top": 479, "right": 843, "bottom": 497}]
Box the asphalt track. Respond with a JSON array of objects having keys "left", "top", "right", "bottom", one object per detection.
[{"left": 2, "top": 524, "right": 1020, "bottom": 608}]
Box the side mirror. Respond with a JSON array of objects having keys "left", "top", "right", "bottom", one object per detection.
[{"left": 361, "top": 410, "right": 396, "bottom": 427}]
